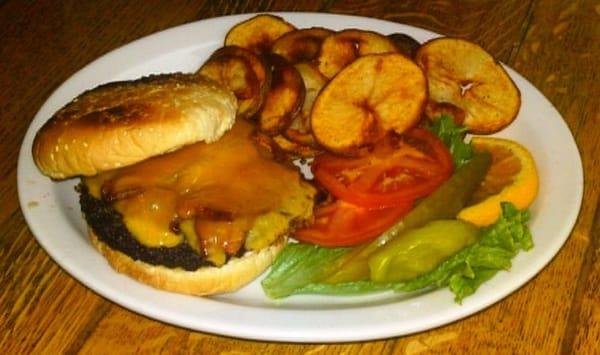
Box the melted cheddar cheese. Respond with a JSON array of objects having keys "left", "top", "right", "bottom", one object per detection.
[{"left": 83, "top": 120, "right": 315, "bottom": 251}]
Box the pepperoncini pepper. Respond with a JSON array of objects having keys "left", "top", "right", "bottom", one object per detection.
[{"left": 368, "top": 220, "right": 479, "bottom": 282}]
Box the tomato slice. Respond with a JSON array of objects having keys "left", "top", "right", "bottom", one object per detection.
[
  {"left": 312, "top": 127, "right": 453, "bottom": 209},
  {"left": 294, "top": 200, "right": 413, "bottom": 247}
]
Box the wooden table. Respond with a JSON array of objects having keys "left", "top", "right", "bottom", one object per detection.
[{"left": 2, "top": 1, "right": 598, "bottom": 353}]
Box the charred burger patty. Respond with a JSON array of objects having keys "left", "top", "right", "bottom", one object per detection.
[{"left": 79, "top": 185, "right": 213, "bottom": 271}]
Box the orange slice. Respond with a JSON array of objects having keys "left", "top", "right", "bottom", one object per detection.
[{"left": 457, "top": 137, "right": 539, "bottom": 226}]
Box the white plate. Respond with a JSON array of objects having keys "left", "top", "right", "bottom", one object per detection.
[{"left": 17, "top": 13, "right": 583, "bottom": 342}]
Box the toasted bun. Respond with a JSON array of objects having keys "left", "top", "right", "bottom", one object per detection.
[
  {"left": 33, "top": 73, "right": 237, "bottom": 179},
  {"left": 89, "top": 229, "right": 286, "bottom": 295}
]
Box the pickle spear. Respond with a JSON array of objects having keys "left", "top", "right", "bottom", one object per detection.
[{"left": 323, "top": 152, "right": 491, "bottom": 283}]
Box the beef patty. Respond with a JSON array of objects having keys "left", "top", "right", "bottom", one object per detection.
[{"left": 79, "top": 185, "right": 213, "bottom": 271}]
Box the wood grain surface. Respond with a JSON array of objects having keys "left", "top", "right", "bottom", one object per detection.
[{"left": 1, "top": 0, "right": 598, "bottom": 353}]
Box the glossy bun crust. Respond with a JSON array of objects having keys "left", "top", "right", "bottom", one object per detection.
[
  {"left": 33, "top": 73, "right": 237, "bottom": 179},
  {"left": 89, "top": 229, "right": 286, "bottom": 295}
]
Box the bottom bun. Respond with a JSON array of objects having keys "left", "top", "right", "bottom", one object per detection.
[{"left": 89, "top": 229, "right": 286, "bottom": 296}]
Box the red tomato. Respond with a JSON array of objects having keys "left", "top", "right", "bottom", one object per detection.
[
  {"left": 312, "top": 127, "right": 453, "bottom": 209},
  {"left": 294, "top": 200, "right": 413, "bottom": 247}
]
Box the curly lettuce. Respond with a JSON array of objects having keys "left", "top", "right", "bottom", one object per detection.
[{"left": 428, "top": 115, "right": 473, "bottom": 169}]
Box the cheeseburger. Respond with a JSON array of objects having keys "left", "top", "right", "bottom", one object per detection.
[{"left": 32, "top": 73, "right": 316, "bottom": 295}]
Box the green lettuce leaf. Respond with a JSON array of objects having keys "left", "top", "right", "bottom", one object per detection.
[
  {"left": 428, "top": 115, "right": 473, "bottom": 169},
  {"left": 261, "top": 243, "right": 351, "bottom": 299},
  {"left": 261, "top": 202, "right": 533, "bottom": 303}
]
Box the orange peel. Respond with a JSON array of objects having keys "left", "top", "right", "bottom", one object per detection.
[{"left": 458, "top": 137, "right": 539, "bottom": 226}]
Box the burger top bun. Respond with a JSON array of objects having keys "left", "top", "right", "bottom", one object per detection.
[{"left": 32, "top": 73, "right": 237, "bottom": 179}]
